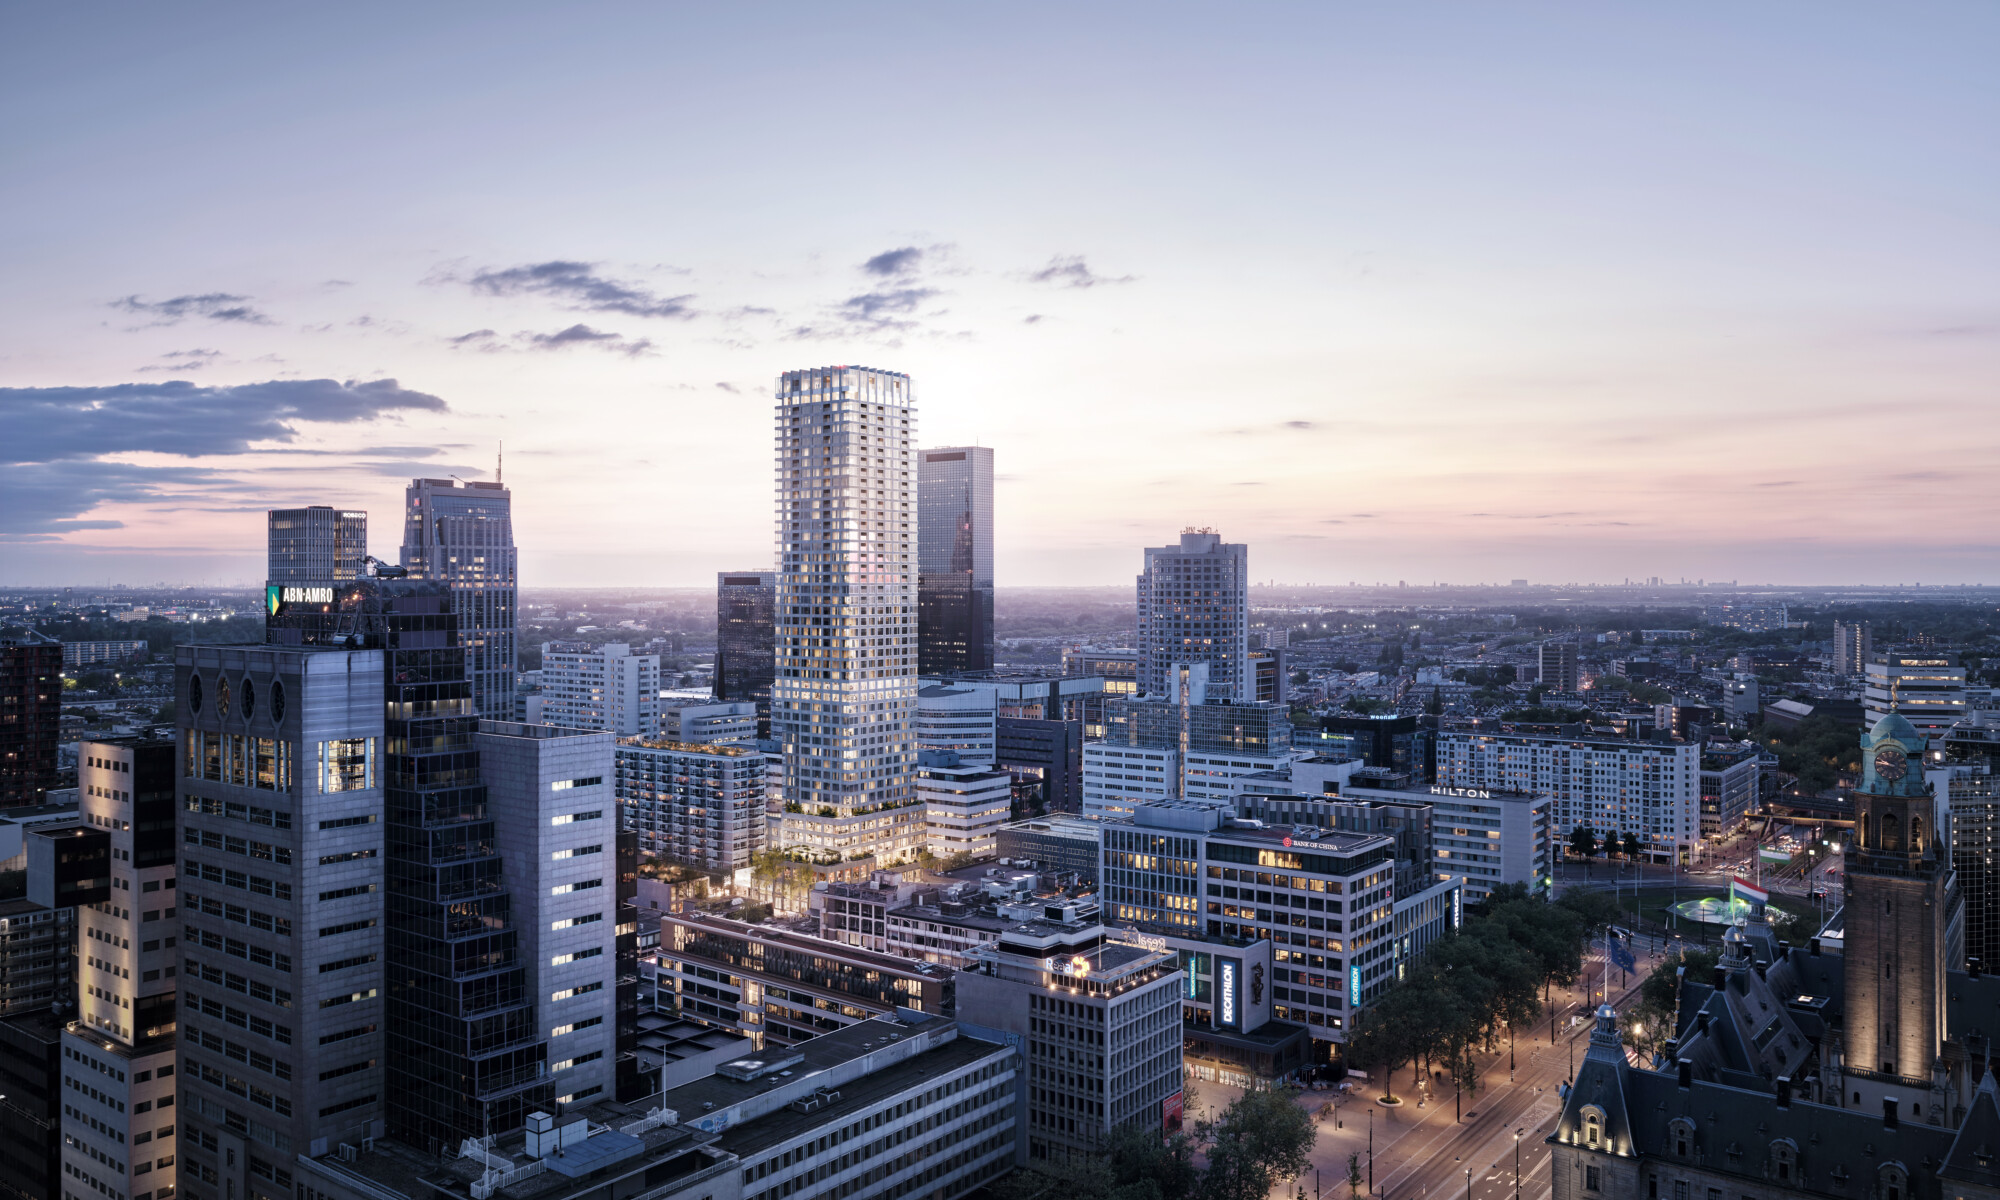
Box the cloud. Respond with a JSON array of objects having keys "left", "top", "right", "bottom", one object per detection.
[
  {"left": 836, "top": 288, "right": 938, "bottom": 326},
  {"left": 137, "top": 348, "right": 225, "bottom": 373},
  {"left": 1027, "top": 255, "right": 1134, "bottom": 289},
  {"left": 518, "top": 324, "right": 655, "bottom": 356},
  {"left": 1285, "top": 420, "right": 1314, "bottom": 430},
  {"left": 463, "top": 260, "right": 695, "bottom": 319},
  {"left": 715, "top": 382, "right": 740, "bottom": 393},
  {"left": 1754, "top": 480, "right": 1800, "bottom": 488},
  {"left": 0, "top": 378, "right": 448, "bottom": 536},
  {"left": 448, "top": 328, "right": 499, "bottom": 348},
  {"left": 111, "top": 293, "right": 272, "bottom": 325},
  {"left": 863, "top": 247, "right": 924, "bottom": 277},
  {"left": 1024, "top": 314, "right": 1044, "bottom": 324}
]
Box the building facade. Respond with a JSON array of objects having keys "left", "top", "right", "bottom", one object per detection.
[
  {"left": 1, "top": 629, "right": 62, "bottom": 807},
  {"left": 1833, "top": 619, "right": 1872, "bottom": 677},
  {"left": 399, "top": 477, "right": 518, "bottom": 720},
  {"left": 63, "top": 735, "right": 180, "bottom": 1200},
  {"left": 1700, "top": 741, "right": 1761, "bottom": 838},
  {"left": 915, "top": 750, "right": 1013, "bottom": 858},
  {"left": 1539, "top": 641, "right": 1579, "bottom": 692},
  {"left": 916, "top": 683, "right": 998, "bottom": 766},
  {"left": 614, "top": 737, "right": 769, "bottom": 873},
  {"left": 266, "top": 506, "right": 367, "bottom": 584},
  {"left": 539, "top": 642, "right": 660, "bottom": 737},
  {"left": 996, "top": 716, "right": 1084, "bottom": 816},
  {"left": 174, "top": 642, "right": 394, "bottom": 1199},
  {"left": 477, "top": 720, "right": 621, "bottom": 1109},
  {"left": 917, "top": 445, "right": 995, "bottom": 677},
  {"left": 62, "top": 640, "right": 150, "bottom": 668},
  {"left": 266, "top": 578, "right": 549, "bottom": 1154},
  {"left": 1864, "top": 650, "right": 1968, "bottom": 738},
  {"left": 715, "top": 571, "right": 777, "bottom": 730},
  {"left": 772, "top": 366, "right": 923, "bottom": 865},
  {"left": 1435, "top": 729, "right": 1698, "bottom": 864},
  {"left": 1136, "top": 531, "right": 1250, "bottom": 702},
  {"left": 957, "top": 922, "right": 1182, "bottom": 1164}
]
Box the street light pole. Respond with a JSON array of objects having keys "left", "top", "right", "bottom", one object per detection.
[
  {"left": 1515, "top": 1128, "right": 1524, "bottom": 1200},
  {"left": 1368, "top": 1108, "right": 1374, "bottom": 1196},
  {"left": 1466, "top": 1165, "right": 1473, "bottom": 1200}
]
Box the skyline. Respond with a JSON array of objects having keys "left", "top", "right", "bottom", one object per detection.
[{"left": 5, "top": 5, "right": 2000, "bottom": 588}]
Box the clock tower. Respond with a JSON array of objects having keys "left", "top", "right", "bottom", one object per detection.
[{"left": 1842, "top": 711, "right": 1963, "bottom": 1121}]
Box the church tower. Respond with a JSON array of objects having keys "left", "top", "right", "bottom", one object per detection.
[{"left": 1843, "top": 711, "right": 1963, "bottom": 1121}]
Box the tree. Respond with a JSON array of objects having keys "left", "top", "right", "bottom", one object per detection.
[
  {"left": 1568, "top": 825, "right": 1598, "bottom": 863},
  {"left": 1197, "top": 1087, "right": 1315, "bottom": 1200},
  {"left": 1346, "top": 1152, "right": 1363, "bottom": 1199},
  {"left": 1622, "top": 831, "right": 1642, "bottom": 861},
  {"left": 1626, "top": 946, "right": 1718, "bottom": 1065}
]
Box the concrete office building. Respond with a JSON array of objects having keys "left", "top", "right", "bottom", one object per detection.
[
  {"left": 62, "top": 736, "right": 180, "bottom": 1200},
  {"left": 1339, "top": 782, "right": 1551, "bottom": 905},
  {"left": 400, "top": 476, "right": 518, "bottom": 720},
  {"left": 539, "top": 642, "right": 660, "bottom": 737},
  {"left": 917, "top": 445, "right": 995, "bottom": 677},
  {"left": 716, "top": 571, "right": 777, "bottom": 732},
  {"left": 1101, "top": 802, "right": 1457, "bottom": 1042},
  {"left": 772, "top": 366, "right": 924, "bottom": 866},
  {"left": 996, "top": 814, "right": 1103, "bottom": 881},
  {"left": 614, "top": 737, "right": 769, "bottom": 873},
  {"left": 655, "top": 910, "right": 954, "bottom": 1049},
  {"left": 266, "top": 578, "right": 548, "bottom": 1154},
  {"left": 62, "top": 641, "right": 151, "bottom": 668},
  {"left": 478, "top": 720, "right": 621, "bottom": 1109},
  {"left": 174, "top": 641, "right": 394, "bottom": 1195},
  {"left": 1, "top": 628, "right": 62, "bottom": 807},
  {"left": 916, "top": 682, "right": 998, "bottom": 766},
  {"left": 996, "top": 717, "right": 1084, "bottom": 815},
  {"left": 659, "top": 698, "right": 759, "bottom": 744},
  {"left": 1082, "top": 664, "right": 1299, "bottom": 819},
  {"left": 1722, "top": 675, "right": 1761, "bottom": 726},
  {"left": 1136, "top": 530, "right": 1250, "bottom": 702},
  {"left": 1865, "top": 650, "right": 1969, "bottom": 738},
  {"left": 1539, "top": 641, "right": 1579, "bottom": 691},
  {"left": 1435, "top": 729, "right": 1699, "bottom": 864},
  {"left": 915, "top": 750, "right": 1013, "bottom": 858},
  {"left": 1700, "top": 741, "right": 1761, "bottom": 838},
  {"left": 958, "top": 920, "right": 1182, "bottom": 1164},
  {"left": 293, "top": 1013, "right": 1016, "bottom": 1200},
  {"left": 0, "top": 898, "right": 73, "bottom": 1017},
  {"left": 266, "top": 506, "right": 367, "bottom": 584},
  {"left": 1833, "top": 619, "right": 1873, "bottom": 677}
]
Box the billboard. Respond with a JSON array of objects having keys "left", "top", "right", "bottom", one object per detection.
[
  {"left": 1163, "top": 1091, "right": 1184, "bottom": 1134},
  {"left": 1217, "top": 957, "right": 1242, "bottom": 1029}
]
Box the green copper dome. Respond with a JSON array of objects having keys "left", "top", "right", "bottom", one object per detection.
[{"left": 1867, "top": 710, "right": 1922, "bottom": 747}]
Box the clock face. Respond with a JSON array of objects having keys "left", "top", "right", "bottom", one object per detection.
[{"left": 1874, "top": 746, "right": 1909, "bottom": 783}]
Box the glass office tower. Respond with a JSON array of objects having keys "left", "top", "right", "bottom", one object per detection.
[
  {"left": 917, "top": 446, "right": 994, "bottom": 676},
  {"left": 267, "top": 505, "right": 368, "bottom": 583},
  {"left": 772, "top": 366, "right": 925, "bottom": 864},
  {"left": 400, "top": 478, "right": 518, "bottom": 721},
  {"left": 268, "top": 578, "right": 547, "bottom": 1153},
  {"left": 716, "top": 570, "right": 777, "bottom": 730}
]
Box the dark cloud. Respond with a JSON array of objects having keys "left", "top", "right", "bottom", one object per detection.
[
  {"left": 464, "top": 261, "right": 695, "bottom": 319},
  {"left": 448, "top": 328, "right": 498, "bottom": 347},
  {"left": 836, "top": 287, "right": 937, "bottom": 326},
  {"left": 715, "top": 382, "right": 740, "bottom": 393},
  {"left": 1027, "top": 255, "right": 1134, "bottom": 289},
  {"left": 1285, "top": 420, "right": 1314, "bottom": 430},
  {"left": 1023, "top": 314, "right": 1044, "bottom": 324},
  {"left": 518, "top": 324, "right": 655, "bottom": 357},
  {"left": 111, "top": 293, "right": 273, "bottom": 325},
  {"left": 137, "top": 348, "right": 225, "bottom": 374},
  {"left": 863, "top": 247, "right": 924, "bottom": 277},
  {"left": 0, "top": 378, "right": 446, "bottom": 537}
]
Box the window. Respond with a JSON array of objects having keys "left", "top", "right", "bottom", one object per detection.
[{"left": 1585, "top": 1165, "right": 1601, "bottom": 1192}]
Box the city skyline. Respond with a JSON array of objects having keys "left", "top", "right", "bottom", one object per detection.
[{"left": 4, "top": 6, "right": 1999, "bottom": 588}]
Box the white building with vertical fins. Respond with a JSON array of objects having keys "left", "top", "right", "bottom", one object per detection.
[{"left": 772, "top": 366, "right": 925, "bottom": 865}]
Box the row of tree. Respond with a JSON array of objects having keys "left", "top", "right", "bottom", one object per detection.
[
  {"left": 1567, "top": 825, "right": 1645, "bottom": 862},
  {"left": 995, "top": 1084, "right": 1320, "bottom": 1200},
  {"left": 1345, "top": 884, "right": 1617, "bottom": 1105}
]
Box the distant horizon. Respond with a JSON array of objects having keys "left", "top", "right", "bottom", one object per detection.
[
  {"left": 6, "top": 7, "right": 1998, "bottom": 587},
  {"left": 9, "top": 578, "right": 1998, "bottom": 596}
]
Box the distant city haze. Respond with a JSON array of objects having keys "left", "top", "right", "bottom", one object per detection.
[{"left": 3, "top": 6, "right": 1997, "bottom": 586}]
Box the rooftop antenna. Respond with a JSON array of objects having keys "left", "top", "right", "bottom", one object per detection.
[{"left": 497, "top": 441, "right": 503, "bottom": 484}]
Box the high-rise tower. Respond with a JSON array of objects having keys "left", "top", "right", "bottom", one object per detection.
[
  {"left": 266, "top": 505, "right": 367, "bottom": 583},
  {"left": 715, "top": 570, "right": 777, "bottom": 730},
  {"left": 772, "top": 366, "right": 925, "bottom": 865},
  {"left": 1841, "top": 711, "right": 1963, "bottom": 1121},
  {"left": 1135, "top": 529, "right": 1250, "bottom": 701},
  {"left": 917, "top": 445, "right": 994, "bottom": 676},
  {"left": 400, "top": 477, "right": 518, "bottom": 720}
]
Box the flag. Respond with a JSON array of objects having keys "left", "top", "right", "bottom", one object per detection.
[
  {"left": 1759, "top": 848, "right": 1791, "bottom": 866},
  {"left": 1731, "top": 876, "right": 1769, "bottom": 906},
  {"left": 1610, "top": 940, "right": 1636, "bottom": 971}
]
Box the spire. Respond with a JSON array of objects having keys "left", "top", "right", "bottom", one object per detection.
[{"left": 497, "top": 440, "right": 503, "bottom": 484}]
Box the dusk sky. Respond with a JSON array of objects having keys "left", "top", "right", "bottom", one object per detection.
[{"left": 4, "top": 4, "right": 1997, "bottom": 588}]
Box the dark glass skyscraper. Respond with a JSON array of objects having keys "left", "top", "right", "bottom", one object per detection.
[
  {"left": 0, "top": 629, "right": 62, "bottom": 806},
  {"left": 917, "top": 446, "right": 993, "bottom": 676},
  {"left": 400, "top": 477, "right": 518, "bottom": 721},
  {"left": 715, "top": 570, "right": 776, "bottom": 729},
  {"left": 268, "top": 577, "right": 547, "bottom": 1152}
]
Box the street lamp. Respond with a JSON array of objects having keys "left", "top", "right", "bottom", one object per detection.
[
  {"left": 1467, "top": 1165, "right": 1474, "bottom": 1200},
  {"left": 1515, "top": 1128, "right": 1524, "bottom": 1200}
]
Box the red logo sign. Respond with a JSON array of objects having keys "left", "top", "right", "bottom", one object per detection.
[{"left": 1283, "top": 836, "right": 1293, "bottom": 847}]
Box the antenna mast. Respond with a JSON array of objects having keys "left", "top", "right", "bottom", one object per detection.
[{"left": 497, "top": 441, "right": 504, "bottom": 484}]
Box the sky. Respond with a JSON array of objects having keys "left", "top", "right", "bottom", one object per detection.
[{"left": 3, "top": 3, "right": 1998, "bottom": 589}]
